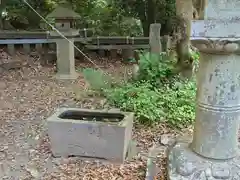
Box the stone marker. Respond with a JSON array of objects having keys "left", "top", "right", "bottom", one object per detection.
[
  {"left": 167, "top": 0, "right": 240, "bottom": 179},
  {"left": 55, "top": 38, "right": 78, "bottom": 79},
  {"left": 149, "top": 23, "right": 162, "bottom": 54}
]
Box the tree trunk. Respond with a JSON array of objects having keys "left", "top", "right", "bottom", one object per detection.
[
  {"left": 198, "top": 0, "right": 207, "bottom": 20},
  {"left": 142, "top": 20, "right": 149, "bottom": 37},
  {"left": 140, "top": 0, "right": 156, "bottom": 37},
  {"left": 147, "top": 0, "right": 156, "bottom": 25},
  {"left": 175, "top": 0, "right": 193, "bottom": 78}
]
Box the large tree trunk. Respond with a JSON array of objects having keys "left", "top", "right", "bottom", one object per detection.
[
  {"left": 141, "top": 0, "right": 156, "bottom": 37},
  {"left": 147, "top": 0, "right": 156, "bottom": 25},
  {"left": 175, "top": 0, "right": 193, "bottom": 78},
  {"left": 142, "top": 20, "right": 149, "bottom": 37}
]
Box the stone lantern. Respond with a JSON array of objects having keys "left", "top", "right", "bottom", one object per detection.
[
  {"left": 46, "top": 6, "right": 81, "bottom": 79},
  {"left": 167, "top": 0, "right": 240, "bottom": 179}
]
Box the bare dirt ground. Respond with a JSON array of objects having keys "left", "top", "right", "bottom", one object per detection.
[{"left": 0, "top": 53, "right": 178, "bottom": 180}]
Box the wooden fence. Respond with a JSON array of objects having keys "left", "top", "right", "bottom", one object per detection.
[{"left": 0, "top": 24, "right": 172, "bottom": 58}]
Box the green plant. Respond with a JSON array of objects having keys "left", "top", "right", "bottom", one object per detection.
[
  {"left": 158, "top": 79, "right": 196, "bottom": 127},
  {"left": 104, "top": 79, "right": 196, "bottom": 127},
  {"left": 137, "top": 51, "right": 176, "bottom": 86},
  {"left": 190, "top": 48, "right": 200, "bottom": 74},
  {"left": 104, "top": 81, "right": 165, "bottom": 125},
  {"left": 81, "top": 53, "right": 197, "bottom": 128},
  {"left": 82, "top": 68, "right": 114, "bottom": 91}
]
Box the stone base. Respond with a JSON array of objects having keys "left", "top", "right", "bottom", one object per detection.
[
  {"left": 55, "top": 72, "right": 79, "bottom": 80},
  {"left": 167, "top": 141, "right": 240, "bottom": 180}
]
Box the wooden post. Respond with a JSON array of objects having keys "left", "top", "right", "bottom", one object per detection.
[
  {"left": 23, "top": 44, "right": 31, "bottom": 54},
  {"left": 49, "top": 43, "right": 56, "bottom": 50},
  {"left": 40, "top": 44, "right": 48, "bottom": 66},
  {"left": 7, "top": 44, "right": 15, "bottom": 55},
  {"left": 149, "top": 23, "right": 162, "bottom": 54},
  {"left": 98, "top": 49, "right": 106, "bottom": 57},
  {"left": 35, "top": 43, "right": 42, "bottom": 53},
  {"left": 122, "top": 48, "right": 134, "bottom": 62},
  {"left": 110, "top": 46, "right": 118, "bottom": 59}
]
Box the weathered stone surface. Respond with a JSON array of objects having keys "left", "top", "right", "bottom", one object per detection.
[
  {"left": 160, "top": 134, "right": 176, "bottom": 146},
  {"left": 145, "top": 144, "right": 166, "bottom": 180},
  {"left": 149, "top": 23, "right": 162, "bottom": 53},
  {"left": 211, "top": 165, "right": 230, "bottom": 179},
  {"left": 205, "top": 0, "right": 240, "bottom": 19},
  {"left": 47, "top": 108, "right": 134, "bottom": 163},
  {"left": 191, "top": 20, "right": 240, "bottom": 38},
  {"left": 167, "top": 0, "right": 240, "bottom": 179},
  {"left": 55, "top": 38, "right": 78, "bottom": 80},
  {"left": 168, "top": 142, "right": 240, "bottom": 180}
]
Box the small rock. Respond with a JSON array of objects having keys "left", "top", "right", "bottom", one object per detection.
[
  {"left": 108, "top": 108, "right": 121, "bottom": 112},
  {"left": 35, "top": 135, "right": 40, "bottom": 140},
  {"left": 160, "top": 134, "right": 176, "bottom": 146},
  {"left": 126, "top": 140, "right": 138, "bottom": 160},
  {"left": 205, "top": 168, "right": 212, "bottom": 178},
  {"left": 100, "top": 99, "right": 107, "bottom": 107},
  {"left": 211, "top": 165, "right": 230, "bottom": 179},
  {"left": 26, "top": 167, "right": 40, "bottom": 178},
  {"left": 176, "top": 161, "right": 196, "bottom": 176}
]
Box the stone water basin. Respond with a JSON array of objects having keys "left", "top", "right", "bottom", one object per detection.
[{"left": 47, "top": 108, "right": 134, "bottom": 162}]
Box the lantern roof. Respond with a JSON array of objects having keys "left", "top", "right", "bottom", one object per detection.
[{"left": 46, "top": 6, "right": 81, "bottom": 20}]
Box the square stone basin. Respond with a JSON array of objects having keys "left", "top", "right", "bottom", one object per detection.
[{"left": 47, "top": 108, "right": 134, "bottom": 162}]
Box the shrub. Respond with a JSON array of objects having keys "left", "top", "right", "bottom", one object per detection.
[
  {"left": 104, "top": 82, "right": 165, "bottom": 125},
  {"left": 136, "top": 51, "right": 176, "bottom": 87},
  {"left": 82, "top": 50, "right": 199, "bottom": 128},
  {"left": 104, "top": 80, "right": 196, "bottom": 127},
  {"left": 82, "top": 68, "right": 115, "bottom": 91}
]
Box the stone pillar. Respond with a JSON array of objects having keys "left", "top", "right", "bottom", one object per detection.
[
  {"left": 55, "top": 38, "right": 78, "bottom": 79},
  {"left": 168, "top": 41, "right": 240, "bottom": 179},
  {"left": 167, "top": 0, "right": 240, "bottom": 179},
  {"left": 149, "top": 23, "right": 161, "bottom": 54},
  {"left": 190, "top": 43, "right": 240, "bottom": 160},
  {"left": 7, "top": 44, "right": 15, "bottom": 55}
]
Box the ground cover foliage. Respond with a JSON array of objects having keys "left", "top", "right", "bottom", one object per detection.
[{"left": 83, "top": 50, "right": 199, "bottom": 128}]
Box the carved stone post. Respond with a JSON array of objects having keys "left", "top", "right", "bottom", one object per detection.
[
  {"left": 167, "top": 0, "right": 240, "bottom": 179},
  {"left": 55, "top": 38, "right": 78, "bottom": 79},
  {"left": 149, "top": 23, "right": 162, "bottom": 54}
]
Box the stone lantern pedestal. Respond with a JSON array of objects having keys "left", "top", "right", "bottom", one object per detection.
[
  {"left": 55, "top": 38, "right": 78, "bottom": 80},
  {"left": 168, "top": 32, "right": 240, "bottom": 180},
  {"left": 167, "top": 0, "right": 240, "bottom": 179},
  {"left": 52, "top": 31, "right": 79, "bottom": 80},
  {"left": 46, "top": 5, "right": 81, "bottom": 80}
]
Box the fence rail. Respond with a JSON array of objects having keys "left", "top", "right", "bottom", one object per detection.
[{"left": 0, "top": 29, "right": 172, "bottom": 57}]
